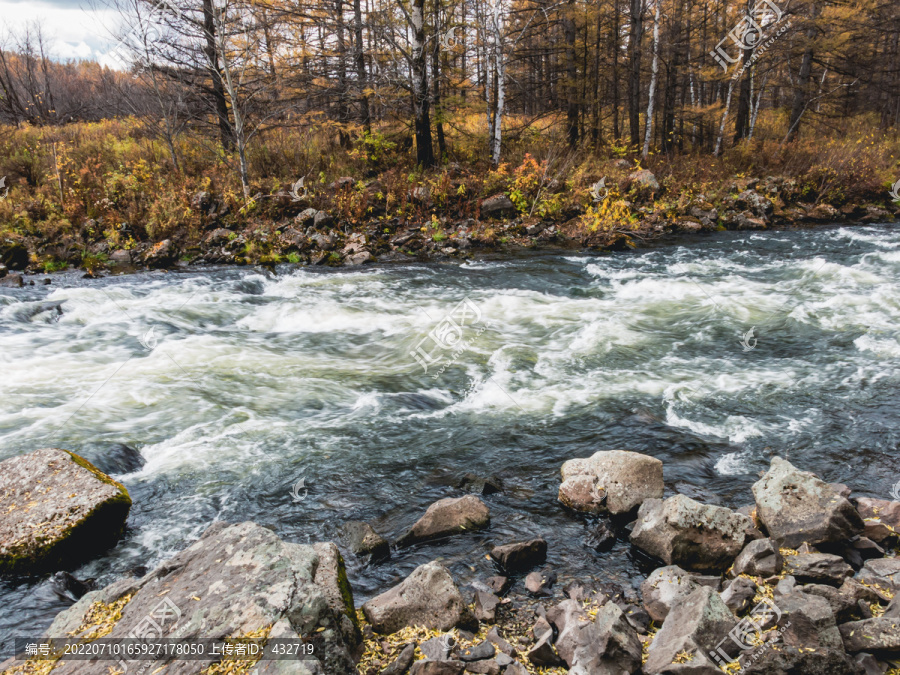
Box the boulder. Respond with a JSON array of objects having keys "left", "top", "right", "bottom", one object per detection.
[
  {"left": 190, "top": 190, "right": 211, "bottom": 211},
  {"left": 630, "top": 495, "right": 754, "bottom": 573},
  {"left": 330, "top": 177, "right": 356, "bottom": 191},
  {"left": 382, "top": 643, "right": 417, "bottom": 675},
  {"left": 458, "top": 641, "right": 495, "bottom": 662},
  {"left": 855, "top": 497, "right": 900, "bottom": 542},
  {"left": 0, "top": 448, "right": 131, "bottom": 574},
  {"left": 75, "top": 442, "right": 145, "bottom": 476},
  {"left": 720, "top": 577, "right": 757, "bottom": 615},
  {"left": 784, "top": 552, "right": 853, "bottom": 585},
  {"left": 409, "top": 661, "right": 466, "bottom": 675},
  {"left": 313, "top": 210, "right": 333, "bottom": 229},
  {"left": 480, "top": 194, "right": 517, "bottom": 219},
  {"left": 583, "top": 521, "right": 616, "bottom": 551},
  {"left": 525, "top": 568, "right": 556, "bottom": 596},
  {"left": 0, "top": 240, "right": 28, "bottom": 270},
  {"left": 345, "top": 251, "right": 374, "bottom": 266},
  {"left": 628, "top": 169, "right": 660, "bottom": 199},
  {"left": 362, "top": 561, "right": 473, "bottom": 634},
  {"left": 342, "top": 520, "right": 390, "bottom": 561},
  {"left": 485, "top": 627, "right": 516, "bottom": 656},
  {"left": 729, "top": 538, "right": 783, "bottom": 578},
  {"left": 295, "top": 207, "right": 319, "bottom": 226},
  {"left": 548, "top": 598, "right": 642, "bottom": 674},
  {"left": 143, "top": 238, "right": 178, "bottom": 268},
  {"left": 558, "top": 450, "right": 664, "bottom": 515},
  {"left": 751, "top": 456, "right": 864, "bottom": 547},
  {"left": 397, "top": 495, "right": 490, "bottom": 547},
  {"left": 474, "top": 590, "right": 500, "bottom": 622},
  {"left": 526, "top": 632, "right": 562, "bottom": 667},
  {"left": 645, "top": 586, "right": 736, "bottom": 674},
  {"left": 841, "top": 617, "right": 900, "bottom": 654},
  {"left": 25, "top": 522, "right": 359, "bottom": 675},
  {"left": 802, "top": 583, "right": 862, "bottom": 623},
  {"left": 640, "top": 565, "right": 720, "bottom": 623},
  {"left": 855, "top": 558, "right": 900, "bottom": 597},
  {"left": 109, "top": 249, "right": 131, "bottom": 264},
  {"left": 0, "top": 273, "right": 24, "bottom": 287},
  {"left": 489, "top": 538, "right": 547, "bottom": 573}
]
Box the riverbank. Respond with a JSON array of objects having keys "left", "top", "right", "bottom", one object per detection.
[
  {"left": 1, "top": 155, "right": 898, "bottom": 285},
  {"left": 2, "top": 448, "right": 899, "bottom": 675}
]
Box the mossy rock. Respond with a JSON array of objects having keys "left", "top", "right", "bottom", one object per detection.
[{"left": 0, "top": 447, "right": 131, "bottom": 575}]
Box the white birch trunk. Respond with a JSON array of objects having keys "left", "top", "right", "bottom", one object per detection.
[
  {"left": 714, "top": 79, "right": 734, "bottom": 157},
  {"left": 641, "top": 0, "right": 661, "bottom": 160}
]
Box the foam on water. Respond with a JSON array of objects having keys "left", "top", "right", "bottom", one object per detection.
[{"left": 2, "top": 224, "right": 900, "bottom": 654}]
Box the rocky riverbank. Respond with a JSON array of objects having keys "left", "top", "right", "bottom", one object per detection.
[
  {"left": 1, "top": 167, "right": 898, "bottom": 287},
  {"left": 2, "top": 447, "right": 900, "bottom": 675}
]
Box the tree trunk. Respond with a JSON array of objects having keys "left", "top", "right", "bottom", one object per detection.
[
  {"left": 411, "top": 0, "right": 434, "bottom": 167},
  {"left": 642, "top": 0, "right": 660, "bottom": 160},
  {"left": 564, "top": 5, "right": 578, "bottom": 148},
  {"left": 786, "top": 3, "right": 819, "bottom": 143},
  {"left": 353, "top": 0, "right": 371, "bottom": 132},
  {"left": 627, "top": 0, "right": 644, "bottom": 147},
  {"left": 202, "top": 0, "right": 233, "bottom": 152}
]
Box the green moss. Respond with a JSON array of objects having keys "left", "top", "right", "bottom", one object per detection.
[
  {"left": 0, "top": 450, "right": 131, "bottom": 575},
  {"left": 335, "top": 554, "right": 361, "bottom": 638}
]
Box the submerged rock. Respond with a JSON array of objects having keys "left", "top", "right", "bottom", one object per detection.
[
  {"left": 630, "top": 494, "right": 753, "bottom": 573},
  {"left": 362, "top": 561, "right": 475, "bottom": 634},
  {"left": 20, "top": 521, "right": 359, "bottom": 674},
  {"left": 558, "top": 450, "right": 664, "bottom": 515},
  {"left": 0, "top": 448, "right": 131, "bottom": 574},
  {"left": 751, "top": 456, "right": 863, "bottom": 547},
  {"left": 396, "top": 495, "right": 490, "bottom": 547},
  {"left": 342, "top": 520, "right": 390, "bottom": 561}
]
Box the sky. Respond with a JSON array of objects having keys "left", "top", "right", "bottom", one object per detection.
[{"left": 0, "top": 0, "right": 124, "bottom": 67}]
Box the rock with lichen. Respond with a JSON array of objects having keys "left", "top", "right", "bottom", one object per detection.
[{"left": 0, "top": 448, "right": 132, "bottom": 574}]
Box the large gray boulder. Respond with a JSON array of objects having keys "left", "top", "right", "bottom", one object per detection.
[
  {"left": 751, "top": 457, "right": 864, "bottom": 547},
  {"left": 558, "top": 450, "right": 664, "bottom": 515},
  {"left": 644, "top": 586, "right": 736, "bottom": 675},
  {"left": 630, "top": 495, "right": 754, "bottom": 573},
  {"left": 640, "top": 565, "right": 720, "bottom": 623},
  {"left": 548, "top": 598, "right": 641, "bottom": 674},
  {"left": 10, "top": 521, "right": 359, "bottom": 675},
  {"left": 397, "top": 495, "right": 490, "bottom": 547},
  {"left": 361, "top": 561, "right": 473, "bottom": 634},
  {"left": 0, "top": 448, "right": 132, "bottom": 574}
]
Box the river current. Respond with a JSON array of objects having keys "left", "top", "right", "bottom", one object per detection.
[{"left": 2, "top": 223, "right": 900, "bottom": 655}]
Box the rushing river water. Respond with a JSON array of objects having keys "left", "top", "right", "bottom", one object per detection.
[{"left": 2, "top": 223, "right": 900, "bottom": 656}]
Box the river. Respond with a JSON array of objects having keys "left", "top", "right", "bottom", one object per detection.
[{"left": 1, "top": 223, "right": 899, "bottom": 656}]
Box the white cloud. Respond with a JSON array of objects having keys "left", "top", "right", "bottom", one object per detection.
[{"left": 0, "top": 0, "right": 124, "bottom": 65}]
